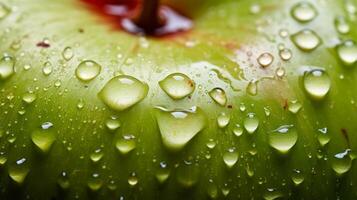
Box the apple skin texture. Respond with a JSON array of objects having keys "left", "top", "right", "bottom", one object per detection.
[{"left": 0, "top": 0, "right": 357, "bottom": 199}]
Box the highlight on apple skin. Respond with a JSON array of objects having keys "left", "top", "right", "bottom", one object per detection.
[{"left": 0, "top": 0, "right": 357, "bottom": 199}]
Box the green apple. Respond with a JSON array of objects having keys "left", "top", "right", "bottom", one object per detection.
[{"left": 0, "top": 0, "right": 357, "bottom": 199}]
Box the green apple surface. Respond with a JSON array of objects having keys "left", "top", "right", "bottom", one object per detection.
[{"left": 0, "top": 0, "right": 357, "bottom": 199}]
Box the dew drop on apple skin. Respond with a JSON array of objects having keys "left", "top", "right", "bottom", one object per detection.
[
  {"left": 0, "top": 56, "right": 15, "bottom": 80},
  {"left": 303, "top": 69, "right": 331, "bottom": 100},
  {"left": 288, "top": 100, "right": 302, "bottom": 114},
  {"left": 176, "top": 161, "right": 199, "bottom": 188},
  {"left": 57, "top": 171, "right": 70, "bottom": 189},
  {"left": 257, "top": 53, "right": 274, "bottom": 68},
  {"left": 99, "top": 75, "right": 148, "bottom": 111},
  {"left": 209, "top": 87, "right": 227, "bottom": 106},
  {"left": 159, "top": 73, "right": 195, "bottom": 100},
  {"left": 291, "top": 2, "right": 317, "bottom": 23},
  {"left": 75, "top": 60, "right": 101, "bottom": 81},
  {"left": 128, "top": 172, "right": 138, "bottom": 187},
  {"left": 155, "top": 161, "right": 170, "bottom": 184},
  {"left": 217, "top": 112, "right": 230, "bottom": 128},
  {"left": 62, "top": 47, "right": 74, "bottom": 61},
  {"left": 223, "top": 148, "right": 238, "bottom": 168},
  {"left": 22, "top": 92, "right": 36, "bottom": 104},
  {"left": 155, "top": 106, "right": 206, "bottom": 151},
  {"left": 0, "top": 151, "right": 7, "bottom": 166},
  {"left": 8, "top": 158, "right": 30, "bottom": 184},
  {"left": 279, "top": 48, "right": 292, "bottom": 61},
  {"left": 207, "top": 180, "right": 218, "bottom": 199},
  {"left": 115, "top": 134, "right": 136, "bottom": 155},
  {"left": 0, "top": 3, "right": 10, "bottom": 20},
  {"left": 336, "top": 40, "right": 357, "bottom": 66},
  {"left": 246, "top": 80, "right": 258, "bottom": 96},
  {"left": 335, "top": 16, "right": 350, "bottom": 34},
  {"left": 90, "top": 148, "right": 104, "bottom": 162},
  {"left": 233, "top": 124, "right": 243, "bottom": 137},
  {"left": 105, "top": 117, "right": 121, "bottom": 131},
  {"left": 291, "top": 29, "right": 321, "bottom": 51},
  {"left": 291, "top": 169, "right": 304, "bottom": 186},
  {"left": 42, "top": 61, "right": 52, "bottom": 76},
  {"left": 244, "top": 113, "right": 259, "bottom": 134},
  {"left": 268, "top": 125, "right": 298, "bottom": 153},
  {"left": 87, "top": 173, "right": 103, "bottom": 191},
  {"left": 263, "top": 188, "right": 283, "bottom": 200},
  {"left": 331, "top": 149, "right": 352, "bottom": 175},
  {"left": 317, "top": 127, "right": 330, "bottom": 146},
  {"left": 206, "top": 139, "right": 216, "bottom": 149},
  {"left": 31, "top": 122, "right": 56, "bottom": 153}
]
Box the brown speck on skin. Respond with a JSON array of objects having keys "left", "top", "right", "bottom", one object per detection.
[
  {"left": 227, "top": 105, "right": 233, "bottom": 109},
  {"left": 36, "top": 41, "right": 50, "bottom": 48},
  {"left": 283, "top": 99, "right": 288, "bottom": 110},
  {"left": 341, "top": 128, "right": 350, "bottom": 147},
  {"left": 78, "top": 28, "right": 84, "bottom": 33}
]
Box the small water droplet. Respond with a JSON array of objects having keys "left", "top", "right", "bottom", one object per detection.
[
  {"left": 288, "top": 100, "right": 302, "bottom": 114},
  {"left": 291, "top": 169, "right": 304, "bottom": 186},
  {"left": 22, "top": 92, "right": 36, "bottom": 104},
  {"left": 291, "top": 2, "right": 317, "bottom": 22},
  {"left": 263, "top": 188, "right": 283, "bottom": 200},
  {"left": 62, "top": 47, "right": 74, "bottom": 60},
  {"left": 105, "top": 117, "right": 121, "bottom": 131},
  {"left": 331, "top": 149, "right": 352, "bottom": 175},
  {"left": 32, "top": 123, "right": 56, "bottom": 153},
  {"left": 317, "top": 127, "right": 330, "bottom": 146},
  {"left": 206, "top": 139, "right": 216, "bottom": 149},
  {"left": 76, "top": 60, "right": 101, "bottom": 81},
  {"left": 279, "top": 48, "right": 292, "bottom": 61},
  {"left": 155, "top": 161, "right": 170, "bottom": 184},
  {"left": 8, "top": 158, "right": 29, "bottom": 184},
  {"left": 116, "top": 134, "right": 136, "bottom": 155},
  {"left": 233, "top": 124, "right": 243, "bottom": 137},
  {"left": 336, "top": 40, "right": 357, "bottom": 66},
  {"left": 217, "top": 112, "right": 230, "bottom": 128},
  {"left": 209, "top": 88, "right": 227, "bottom": 106},
  {"left": 176, "top": 162, "right": 199, "bottom": 188},
  {"left": 42, "top": 62, "right": 52, "bottom": 76},
  {"left": 335, "top": 16, "right": 350, "bottom": 34},
  {"left": 303, "top": 69, "right": 331, "bottom": 100},
  {"left": 90, "top": 148, "right": 104, "bottom": 162},
  {"left": 99, "top": 75, "right": 148, "bottom": 111},
  {"left": 0, "top": 151, "right": 7, "bottom": 166},
  {"left": 128, "top": 173, "right": 138, "bottom": 186},
  {"left": 291, "top": 29, "right": 321, "bottom": 51},
  {"left": 257, "top": 53, "right": 274, "bottom": 68},
  {"left": 244, "top": 113, "right": 259, "bottom": 134},
  {"left": 246, "top": 80, "right": 258, "bottom": 96},
  {"left": 159, "top": 73, "right": 195, "bottom": 99},
  {"left": 207, "top": 180, "right": 218, "bottom": 199},
  {"left": 0, "top": 3, "right": 10, "bottom": 20},
  {"left": 223, "top": 148, "right": 238, "bottom": 168},
  {"left": 0, "top": 56, "right": 15, "bottom": 80},
  {"left": 57, "top": 171, "right": 70, "bottom": 189},
  {"left": 87, "top": 173, "right": 103, "bottom": 191},
  {"left": 268, "top": 125, "right": 298, "bottom": 153},
  {"left": 155, "top": 106, "right": 206, "bottom": 151}
]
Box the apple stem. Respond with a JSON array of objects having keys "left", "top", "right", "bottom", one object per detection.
[{"left": 135, "top": 0, "right": 161, "bottom": 34}]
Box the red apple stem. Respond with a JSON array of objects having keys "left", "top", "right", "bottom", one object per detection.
[{"left": 135, "top": 0, "right": 161, "bottom": 34}]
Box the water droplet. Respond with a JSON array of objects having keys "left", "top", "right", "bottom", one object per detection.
[
  {"left": 276, "top": 67, "right": 285, "bottom": 78},
  {"left": 223, "top": 148, "right": 238, "bottom": 168},
  {"left": 244, "top": 113, "right": 259, "bottom": 134},
  {"left": 159, "top": 73, "right": 195, "bottom": 99},
  {"left": 75, "top": 60, "right": 101, "bottom": 81},
  {"left": 105, "top": 117, "right": 121, "bottom": 131},
  {"left": 206, "top": 139, "right": 216, "bottom": 149},
  {"left": 317, "top": 127, "right": 330, "bottom": 146},
  {"left": 8, "top": 158, "right": 30, "bottom": 184},
  {"left": 57, "top": 171, "right": 70, "bottom": 189},
  {"left": 128, "top": 173, "right": 138, "bottom": 186},
  {"left": 155, "top": 106, "right": 206, "bottom": 151},
  {"left": 268, "top": 125, "right": 298, "bottom": 153},
  {"left": 233, "top": 124, "right": 243, "bottom": 137},
  {"left": 42, "top": 62, "right": 52, "bottom": 76},
  {"left": 207, "top": 180, "right": 218, "bottom": 199},
  {"left": 336, "top": 40, "right": 357, "bottom": 66},
  {"left": 155, "top": 161, "right": 170, "bottom": 184},
  {"left": 291, "top": 29, "right": 321, "bottom": 51},
  {"left": 263, "top": 188, "right": 283, "bottom": 200},
  {"left": 209, "top": 88, "right": 227, "bottom": 106},
  {"left": 87, "top": 173, "right": 103, "bottom": 191},
  {"left": 303, "top": 69, "right": 331, "bottom": 100},
  {"left": 176, "top": 162, "right": 199, "bottom": 188},
  {"left": 116, "top": 134, "right": 136, "bottom": 155},
  {"left": 0, "top": 151, "right": 7, "bottom": 166},
  {"left": 22, "top": 92, "right": 36, "bottom": 104},
  {"left": 90, "top": 148, "right": 104, "bottom": 162},
  {"left": 288, "top": 100, "right": 302, "bottom": 114},
  {"left": 279, "top": 48, "right": 292, "bottom": 61},
  {"left": 217, "top": 112, "right": 230, "bottom": 128},
  {"left": 62, "top": 47, "right": 74, "bottom": 60},
  {"left": 0, "top": 3, "right": 10, "bottom": 20},
  {"left": 0, "top": 56, "right": 15, "bottom": 80},
  {"left": 331, "top": 149, "right": 352, "bottom": 175},
  {"left": 246, "top": 80, "right": 258, "bottom": 96},
  {"left": 99, "top": 75, "right": 148, "bottom": 111},
  {"left": 335, "top": 16, "right": 350, "bottom": 34},
  {"left": 257, "top": 53, "right": 274, "bottom": 68},
  {"left": 291, "top": 2, "right": 317, "bottom": 22},
  {"left": 31, "top": 124, "right": 56, "bottom": 153},
  {"left": 291, "top": 169, "right": 304, "bottom": 186}
]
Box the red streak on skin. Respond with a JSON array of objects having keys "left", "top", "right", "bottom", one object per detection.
[
  {"left": 36, "top": 41, "right": 50, "bottom": 48},
  {"left": 80, "top": 0, "right": 193, "bottom": 37}
]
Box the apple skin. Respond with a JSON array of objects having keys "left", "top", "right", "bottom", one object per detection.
[{"left": 0, "top": 0, "right": 357, "bottom": 199}]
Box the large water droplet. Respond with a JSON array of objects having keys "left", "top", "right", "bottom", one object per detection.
[
  {"left": 244, "top": 113, "right": 259, "bottom": 134},
  {"left": 75, "top": 60, "right": 101, "bottom": 81},
  {"left": 115, "top": 134, "right": 136, "bottom": 155},
  {"left": 291, "top": 29, "right": 321, "bottom": 51},
  {"left": 128, "top": 172, "right": 139, "bottom": 187},
  {"left": 331, "top": 149, "right": 352, "bottom": 175},
  {"left": 291, "top": 2, "right": 317, "bottom": 22},
  {"left": 217, "top": 112, "right": 230, "bottom": 128},
  {"left": 159, "top": 73, "right": 195, "bottom": 99},
  {"left": 0, "top": 3, "right": 10, "bottom": 20},
  {"left": 336, "top": 40, "right": 357, "bottom": 66},
  {"left": 8, "top": 158, "right": 29, "bottom": 184},
  {"left": 317, "top": 127, "right": 330, "bottom": 146},
  {"left": 31, "top": 123, "right": 56, "bottom": 153},
  {"left": 155, "top": 106, "right": 206, "bottom": 151},
  {"left": 257, "top": 53, "right": 274, "bottom": 68},
  {"left": 0, "top": 56, "right": 15, "bottom": 80},
  {"left": 268, "top": 125, "right": 298, "bottom": 153},
  {"left": 99, "top": 75, "right": 148, "bottom": 111},
  {"left": 223, "top": 148, "right": 238, "bottom": 168},
  {"left": 209, "top": 88, "right": 227, "bottom": 106},
  {"left": 303, "top": 69, "right": 331, "bottom": 100}
]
